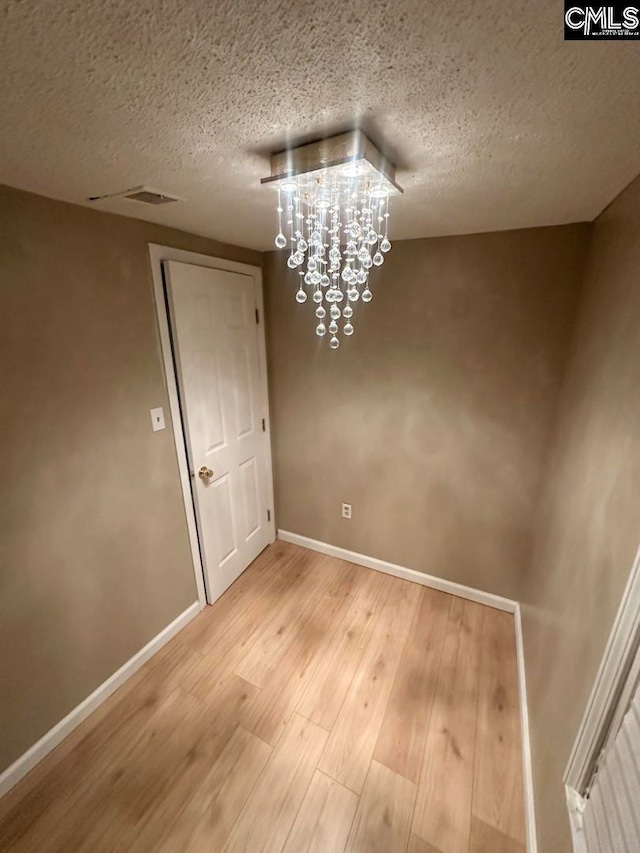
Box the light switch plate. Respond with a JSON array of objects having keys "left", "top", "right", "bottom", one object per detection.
[{"left": 150, "top": 407, "right": 166, "bottom": 432}]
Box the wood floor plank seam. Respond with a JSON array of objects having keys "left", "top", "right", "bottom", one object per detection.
[
  {"left": 411, "top": 594, "right": 453, "bottom": 790},
  {"left": 374, "top": 587, "right": 452, "bottom": 785},
  {"left": 135, "top": 724, "right": 273, "bottom": 851},
  {"left": 238, "top": 561, "right": 367, "bottom": 746},
  {"left": 293, "top": 709, "right": 331, "bottom": 733},
  {"left": 184, "top": 542, "right": 300, "bottom": 655},
  {"left": 221, "top": 713, "right": 329, "bottom": 852},
  {"left": 295, "top": 570, "right": 395, "bottom": 733},
  {"left": 298, "top": 571, "right": 394, "bottom": 733},
  {"left": 232, "top": 554, "right": 335, "bottom": 688},
  {"left": 345, "top": 759, "right": 418, "bottom": 852},
  {"left": 470, "top": 609, "right": 526, "bottom": 847},
  {"left": 318, "top": 579, "right": 422, "bottom": 793},
  {"left": 467, "top": 605, "right": 486, "bottom": 853},
  {"left": 278, "top": 776, "right": 314, "bottom": 853},
  {"left": 0, "top": 684, "right": 194, "bottom": 850},
  {"left": 282, "top": 766, "right": 360, "bottom": 853},
  {"left": 411, "top": 598, "right": 484, "bottom": 851},
  {"left": 192, "top": 724, "right": 277, "bottom": 852},
  {"left": 193, "top": 545, "right": 320, "bottom": 671},
  {"left": 311, "top": 764, "right": 363, "bottom": 798}
]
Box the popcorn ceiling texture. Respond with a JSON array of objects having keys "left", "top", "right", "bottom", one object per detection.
[{"left": 0, "top": 0, "right": 639, "bottom": 250}]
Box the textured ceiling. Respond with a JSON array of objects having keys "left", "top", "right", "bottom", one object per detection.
[{"left": 1, "top": 0, "right": 639, "bottom": 251}]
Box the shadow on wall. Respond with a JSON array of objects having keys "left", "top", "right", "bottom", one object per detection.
[
  {"left": 263, "top": 223, "right": 591, "bottom": 602},
  {"left": 264, "top": 175, "right": 640, "bottom": 849},
  {"left": 0, "top": 184, "right": 260, "bottom": 774},
  {"left": 520, "top": 172, "right": 640, "bottom": 852}
]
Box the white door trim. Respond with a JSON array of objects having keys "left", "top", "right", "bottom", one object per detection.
[
  {"left": 148, "top": 244, "right": 276, "bottom": 605},
  {"left": 564, "top": 542, "right": 640, "bottom": 795}
]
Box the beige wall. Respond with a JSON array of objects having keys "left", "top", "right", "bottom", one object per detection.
[
  {"left": 4, "top": 172, "right": 638, "bottom": 850},
  {"left": 0, "top": 185, "right": 260, "bottom": 772},
  {"left": 521, "top": 174, "right": 640, "bottom": 851},
  {"left": 263, "top": 224, "right": 590, "bottom": 600}
]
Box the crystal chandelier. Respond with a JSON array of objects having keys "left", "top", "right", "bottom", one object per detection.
[{"left": 262, "top": 130, "right": 403, "bottom": 348}]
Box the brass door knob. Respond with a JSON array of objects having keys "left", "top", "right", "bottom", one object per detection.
[{"left": 198, "top": 466, "right": 214, "bottom": 480}]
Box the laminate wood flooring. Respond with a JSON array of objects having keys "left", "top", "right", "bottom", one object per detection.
[{"left": 0, "top": 541, "right": 526, "bottom": 852}]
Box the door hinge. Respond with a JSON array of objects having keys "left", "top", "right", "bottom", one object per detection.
[
  {"left": 255, "top": 308, "right": 260, "bottom": 325},
  {"left": 262, "top": 418, "right": 266, "bottom": 432},
  {"left": 267, "top": 509, "right": 271, "bottom": 522}
]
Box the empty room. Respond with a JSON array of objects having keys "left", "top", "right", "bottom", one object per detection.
[{"left": 1, "top": 1, "right": 639, "bottom": 851}]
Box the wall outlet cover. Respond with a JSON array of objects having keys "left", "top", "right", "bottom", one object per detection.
[{"left": 150, "top": 407, "right": 166, "bottom": 432}]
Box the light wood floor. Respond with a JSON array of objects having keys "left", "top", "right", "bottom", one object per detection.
[{"left": 0, "top": 541, "right": 526, "bottom": 852}]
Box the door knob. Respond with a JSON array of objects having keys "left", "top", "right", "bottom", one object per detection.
[{"left": 198, "top": 466, "right": 214, "bottom": 480}]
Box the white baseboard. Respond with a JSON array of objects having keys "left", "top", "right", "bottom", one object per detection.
[
  {"left": 565, "top": 785, "right": 587, "bottom": 853},
  {"left": 277, "top": 529, "right": 518, "bottom": 613},
  {"left": 0, "top": 601, "right": 201, "bottom": 799},
  {"left": 515, "top": 605, "right": 538, "bottom": 853}
]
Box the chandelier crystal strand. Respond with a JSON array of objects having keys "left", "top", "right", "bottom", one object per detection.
[
  {"left": 262, "top": 132, "right": 402, "bottom": 345},
  {"left": 275, "top": 187, "right": 286, "bottom": 250},
  {"left": 268, "top": 165, "right": 399, "bottom": 343}
]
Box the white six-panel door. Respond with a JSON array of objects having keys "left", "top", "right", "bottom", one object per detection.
[{"left": 163, "top": 260, "right": 271, "bottom": 602}]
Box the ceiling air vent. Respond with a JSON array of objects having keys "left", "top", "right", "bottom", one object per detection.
[
  {"left": 88, "top": 185, "right": 181, "bottom": 205},
  {"left": 123, "top": 189, "right": 178, "bottom": 205}
]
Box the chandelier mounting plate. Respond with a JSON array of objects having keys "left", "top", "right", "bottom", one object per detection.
[{"left": 261, "top": 130, "right": 403, "bottom": 196}]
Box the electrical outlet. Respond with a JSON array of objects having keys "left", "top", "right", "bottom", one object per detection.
[{"left": 342, "top": 503, "right": 352, "bottom": 520}]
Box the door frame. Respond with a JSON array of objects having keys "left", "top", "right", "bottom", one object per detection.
[
  {"left": 148, "top": 244, "right": 276, "bottom": 606},
  {"left": 563, "top": 541, "right": 640, "bottom": 850}
]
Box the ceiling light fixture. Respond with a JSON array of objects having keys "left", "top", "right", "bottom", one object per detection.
[{"left": 262, "top": 130, "right": 403, "bottom": 348}]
